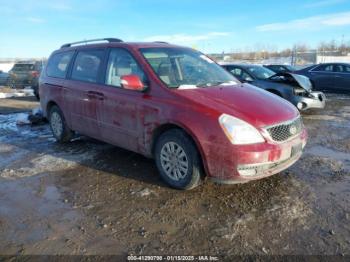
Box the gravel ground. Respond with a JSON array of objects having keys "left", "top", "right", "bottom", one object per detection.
[{"left": 0, "top": 94, "right": 349, "bottom": 258}]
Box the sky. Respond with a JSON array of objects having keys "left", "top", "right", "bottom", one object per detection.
[{"left": 0, "top": 0, "right": 350, "bottom": 58}]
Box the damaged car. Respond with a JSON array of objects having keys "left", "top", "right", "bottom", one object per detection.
[
  {"left": 40, "top": 39, "right": 307, "bottom": 190},
  {"left": 263, "top": 64, "right": 296, "bottom": 73},
  {"left": 221, "top": 63, "right": 325, "bottom": 111}
]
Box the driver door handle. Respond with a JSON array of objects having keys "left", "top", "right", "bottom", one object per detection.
[{"left": 87, "top": 91, "right": 104, "bottom": 100}]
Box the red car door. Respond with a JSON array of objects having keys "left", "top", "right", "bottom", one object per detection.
[
  {"left": 97, "top": 48, "right": 147, "bottom": 152},
  {"left": 65, "top": 49, "right": 106, "bottom": 139}
]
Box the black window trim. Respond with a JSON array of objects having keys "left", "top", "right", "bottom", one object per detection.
[
  {"left": 67, "top": 48, "right": 108, "bottom": 84},
  {"left": 46, "top": 50, "right": 76, "bottom": 79}
]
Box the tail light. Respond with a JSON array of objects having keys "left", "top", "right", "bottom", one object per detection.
[{"left": 31, "top": 71, "right": 40, "bottom": 78}]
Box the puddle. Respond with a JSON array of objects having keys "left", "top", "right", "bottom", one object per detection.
[
  {"left": 303, "top": 115, "right": 346, "bottom": 122},
  {"left": 0, "top": 113, "right": 51, "bottom": 142},
  {"left": 307, "top": 145, "right": 350, "bottom": 162},
  {"left": 0, "top": 174, "right": 80, "bottom": 247},
  {"left": 325, "top": 94, "right": 350, "bottom": 100}
]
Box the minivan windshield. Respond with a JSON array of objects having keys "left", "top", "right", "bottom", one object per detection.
[{"left": 140, "top": 48, "right": 237, "bottom": 88}]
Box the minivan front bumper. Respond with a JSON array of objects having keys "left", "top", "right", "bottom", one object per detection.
[{"left": 204, "top": 128, "right": 307, "bottom": 184}]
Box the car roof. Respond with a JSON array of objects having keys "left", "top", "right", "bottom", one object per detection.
[
  {"left": 14, "top": 61, "right": 38, "bottom": 64},
  {"left": 265, "top": 64, "right": 291, "bottom": 67},
  {"left": 314, "top": 62, "right": 350, "bottom": 66}
]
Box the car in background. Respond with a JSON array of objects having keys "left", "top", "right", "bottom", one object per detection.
[
  {"left": 40, "top": 38, "right": 307, "bottom": 189},
  {"left": 295, "top": 63, "right": 350, "bottom": 93},
  {"left": 0, "top": 70, "right": 9, "bottom": 86},
  {"left": 221, "top": 63, "right": 325, "bottom": 111},
  {"left": 264, "top": 64, "right": 296, "bottom": 73},
  {"left": 8, "top": 61, "right": 43, "bottom": 99}
]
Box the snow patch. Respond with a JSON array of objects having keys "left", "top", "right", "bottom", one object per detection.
[{"left": 0, "top": 88, "right": 34, "bottom": 98}]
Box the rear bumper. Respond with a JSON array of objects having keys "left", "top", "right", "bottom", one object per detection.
[
  {"left": 203, "top": 128, "right": 307, "bottom": 184},
  {"left": 293, "top": 91, "right": 326, "bottom": 111}
]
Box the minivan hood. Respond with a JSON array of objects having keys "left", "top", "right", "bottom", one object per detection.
[{"left": 174, "top": 84, "right": 299, "bottom": 127}]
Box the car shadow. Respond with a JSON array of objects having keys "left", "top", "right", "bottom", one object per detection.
[{"left": 0, "top": 120, "right": 167, "bottom": 188}]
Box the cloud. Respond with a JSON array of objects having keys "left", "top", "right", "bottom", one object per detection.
[
  {"left": 26, "top": 17, "right": 45, "bottom": 23},
  {"left": 304, "top": 0, "right": 346, "bottom": 8},
  {"left": 144, "top": 32, "right": 230, "bottom": 44},
  {"left": 256, "top": 12, "right": 350, "bottom": 32}
]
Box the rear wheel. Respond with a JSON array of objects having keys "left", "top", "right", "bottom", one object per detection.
[
  {"left": 154, "top": 129, "right": 203, "bottom": 190},
  {"left": 49, "top": 105, "right": 73, "bottom": 143}
]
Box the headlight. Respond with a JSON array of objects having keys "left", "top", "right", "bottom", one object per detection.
[{"left": 218, "top": 114, "right": 265, "bottom": 145}]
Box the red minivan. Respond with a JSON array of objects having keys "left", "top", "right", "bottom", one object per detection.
[{"left": 40, "top": 38, "right": 307, "bottom": 189}]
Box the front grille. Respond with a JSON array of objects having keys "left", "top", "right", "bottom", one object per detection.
[{"left": 265, "top": 117, "right": 303, "bottom": 142}]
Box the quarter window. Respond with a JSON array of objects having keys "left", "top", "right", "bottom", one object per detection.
[
  {"left": 105, "top": 49, "right": 146, "bottom": 88},
  {"left": 71, "top": 50, "right": 105, "bottom": 83},
  {"left": 333, "top": 65, "right": 344, "bottom": 72},
  {"left": 46, "top": 51, "right": 74, "bottom": 78}
]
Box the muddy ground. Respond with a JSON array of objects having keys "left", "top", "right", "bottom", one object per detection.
[{"left": 0, "top": 94, "right": 349, "bottom": 258}]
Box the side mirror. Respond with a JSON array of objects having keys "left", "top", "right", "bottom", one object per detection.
[{"left": 120, "top": 75, "right": 145, "bottom": 91}]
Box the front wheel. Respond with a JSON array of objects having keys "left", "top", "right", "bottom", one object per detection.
[
  {"left": 154, "top": 129, "right": 203, "bottom": 190},
  {"left": 49, "top": 105, "right": 74, "bottom": 143}
]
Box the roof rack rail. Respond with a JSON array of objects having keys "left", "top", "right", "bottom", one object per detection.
[
  {"left": 153, "top": 41, "right": 169, "bottom": 44},
  {"left": 61, "top": 38, "right": 123, "bottom": 48}
]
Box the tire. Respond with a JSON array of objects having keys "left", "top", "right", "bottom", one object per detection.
[
  {"left": 49, "top": 105, "right": 74, "bottom": 143},
  {"left": 154, "top": 129, "right": 203, "bottom": 190}
]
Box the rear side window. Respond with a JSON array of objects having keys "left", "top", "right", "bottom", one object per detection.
[
  {"left": 333, "top": 65, "right": 344, "bottom": 72},
  {"left": 312, "top": 64, "right": 333, "bottom": 72},
  {"left": 71, "top": 50, "right": 105, "bottom": 83},
  {"left": 47, "top": 51, "right": 74, "bottom": 78}
]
